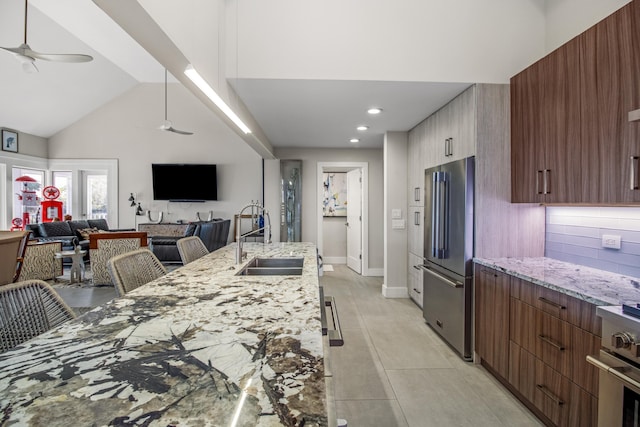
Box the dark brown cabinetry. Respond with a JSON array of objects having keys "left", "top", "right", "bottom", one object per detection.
[
  {"left": 474, "top": 266, "right": 510, "bottom": 379},
  {"left": 511, "top": 37, "right": 582, "bottom": 203},
  {"left": 511, "top": 1, "right": 640, "bottom": 204},
  {"left": 474, "top": 266, "right": 601, "bottom": 426}
]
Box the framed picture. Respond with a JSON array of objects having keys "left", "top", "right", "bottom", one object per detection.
[
  {"left": 322, "top": 172, "right": 348, "bottom": 216},
  {"left": 1, "top": 130, "right": 18, "bottom": 153}
]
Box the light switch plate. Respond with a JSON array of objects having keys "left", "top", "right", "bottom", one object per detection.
[
  {"left": 392, "top": 209, "right": 402, "bottom": 219},
  {"left": 602, "top": 234, "right": 621, "bottom": 250},
  {"left": 392, "top": 219, "right": 406, "bottom": 229}
]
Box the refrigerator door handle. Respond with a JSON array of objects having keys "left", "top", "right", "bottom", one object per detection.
[
  {"left": 420, "top": 265, "right": 463, "bottom": 288},
  {"left": 431, "top": 172, "right": 439, "bottom": 258},
  {"left": 440, "top": 172, "right": 449, "bottom": 258}
]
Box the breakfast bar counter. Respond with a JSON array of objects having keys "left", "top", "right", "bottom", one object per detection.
[{"left": 0, "top": 242, "right": 326, "bottom": 426}]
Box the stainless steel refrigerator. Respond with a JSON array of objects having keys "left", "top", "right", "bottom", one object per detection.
[{"left": 422, "top": 156, "right": 474, "bottom": 360}]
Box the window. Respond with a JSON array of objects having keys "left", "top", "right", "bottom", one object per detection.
[
  {"left": 12, "top": 167, "right": 45, "bottom": 224},
  {"left": 52, "top": 171, "right": 73, "bottom": 218}
]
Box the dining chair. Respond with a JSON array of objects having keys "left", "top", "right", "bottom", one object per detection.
[
  {"left": 107, "top": 248, "right": 167, "bottom": 297},
  {"left": 176, "top": 236, "right": 209, "bottom": 265},
  {"left": 0, "top": 279, "right": 76, "bottom": 353},
  {"left": 0, "top": 230, "right": 30, "bottom": 285}
]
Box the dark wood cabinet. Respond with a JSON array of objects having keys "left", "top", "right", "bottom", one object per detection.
[
  {"left": 511, "top": 1, "right": 640, "bottom": 204},
  {"left": 476, "top": 262, "right": 602, "bottom": 427},
  {"left": 474, "top": 266, "right": 510, "bottom": 379},
  {"left": 511, "top": 36, "right": 582, "bottom": 203},
  {"left": 509, "top": 278, "right": 600, "bottom": 426}
]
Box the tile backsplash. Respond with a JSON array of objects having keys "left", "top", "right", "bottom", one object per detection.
[{"left": 545, "top": 207, "right": 640, "bottom": 279}]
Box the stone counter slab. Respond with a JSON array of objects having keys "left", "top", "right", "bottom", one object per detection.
[
  {"left": 474, "top": 256, "right": 640, "bottom": 306},
  {"left": 0, "top": 242, "right": 326, "bottom": 427}
]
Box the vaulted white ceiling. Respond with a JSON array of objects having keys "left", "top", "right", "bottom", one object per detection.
[
  {"left": 0, "top": 0, "right": 475, "bottom": 151},
  {"left": 1, "top": 0, "right": 623, "bottom": 154}
]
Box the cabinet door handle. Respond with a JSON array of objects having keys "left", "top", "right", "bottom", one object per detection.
[
  {"left": 536, "top": 384, "right": 564, "bottom": 405},
  {"left": 544, "top": 169, "right": 551, "bottom": 194},
  {"left": 412, "top": 287, "right": 421, "bottom": 294},
  {"left": 414, "top": 187, "right": 420, "bottom": 202},
  {"left": 631, "top": 156, "right": 639, "bottom": 190},
  {"left": 538, "top": 334, "right": 565, "bottom": 351},
  {"left": 414, "top": 211, "right": 420, "bottom": 226},
  {"left": 538, "top": 296, "right": 566, "bottom": 310},
  {"left": 536, "top": 170, "right": 544, "bottom": 195},
  {"left": 413, "top": 265, "right": 422, "bottom": 271},
  {"left": 448, "top": 138, "right": 453, "bottom": 156}
]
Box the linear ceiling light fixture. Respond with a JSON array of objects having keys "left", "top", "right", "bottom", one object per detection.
[{"left": 184, "top": 64, "right": 251, "bottom": 134}]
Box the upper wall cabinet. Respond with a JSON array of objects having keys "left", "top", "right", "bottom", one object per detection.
[{"left": 511, "top": 1, "right": 640, "bottom": 204}]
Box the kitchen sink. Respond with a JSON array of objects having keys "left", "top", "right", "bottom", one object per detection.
[{"left": 236, "top": 257, "right": 304, "bottom": 276}]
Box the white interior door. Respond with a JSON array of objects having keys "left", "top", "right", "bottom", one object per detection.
[{"left": 346, "top": 169, "right": 362, "bottom": 273}]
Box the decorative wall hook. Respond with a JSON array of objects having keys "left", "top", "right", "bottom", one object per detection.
[
  {"left": 146, "top": 210, "right": 164, "bottom": 224},
  {"left": 196, "top": 211, "right": 214, "bottom": 221}
]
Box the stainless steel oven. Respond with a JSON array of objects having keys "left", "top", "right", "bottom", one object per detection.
[{"left": 588, "top": 305, "right": 640, "bottom": 427}]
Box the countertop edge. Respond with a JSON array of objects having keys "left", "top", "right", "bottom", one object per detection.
[{"left": 473, "top": 257, "right": 640, "bottom": 306}]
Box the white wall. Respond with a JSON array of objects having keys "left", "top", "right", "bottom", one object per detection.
[
  {"left": 383, "top": 132, "right": 408, "bottom": 297},
  {"left": 0, "top": 131, "right": 48, "bottom": 159},
  {"left": 323, "top": 216, "right": 347, "bottom": 263},
  {"left": 48, "top": 83, "right": 263, "bottom": 229},
  {"left": 544, "top": 0, "right": 632, "bottom": 52},
  {"left": 231, "top": 0, "right": 546, "bottom": 84},
  {"left": 272, "top": 147, "right": 383, "bottom": 270}
]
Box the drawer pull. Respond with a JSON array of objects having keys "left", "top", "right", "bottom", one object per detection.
[
  {"left": 536, "top": 384, "right": 564, "bottom": 406},
  {"left": 412, "top": 288, "right": 421, "bottom": 294},
  {"left": 538, "top": 334, "right": 565, "bottom": 351},
  {"left": 538, "top": 297, "right": 566, "bottom": 310}
]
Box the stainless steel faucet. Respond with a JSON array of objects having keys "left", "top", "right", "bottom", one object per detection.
[{"left": 235, "top": 202, "right": 272, "bottom": 264}]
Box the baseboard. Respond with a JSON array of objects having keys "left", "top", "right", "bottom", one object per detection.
[
  {"left": 323, "top": 257, "right": 346, "bottom": 264},
  {"left": 382, "top": 284, "right": 409, "bottom": 298},
  {"left": 364, "top": 267, "right": 384, "bottom": 277}
]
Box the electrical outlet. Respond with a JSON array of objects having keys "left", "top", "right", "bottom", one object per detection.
[
  {"left": 392, "top": 209, "right": 402, "bottom": 219},
  {"left": 602, "top": 234, "right": 621, "bottom": 250}
]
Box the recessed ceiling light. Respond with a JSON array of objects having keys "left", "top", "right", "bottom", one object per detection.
[
  {"left": 349, "top": 138, "right": 360, "bottom": 143},
  {"left": 367, "top": 108, "right": 382, "bottom": 115},
  {"left": 357, "top": 125, "right": 369, "bottom": 131}
]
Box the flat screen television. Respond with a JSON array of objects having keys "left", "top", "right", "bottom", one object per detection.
[{"left": 152, "top": 163, "right": 217, "bottom": 201}]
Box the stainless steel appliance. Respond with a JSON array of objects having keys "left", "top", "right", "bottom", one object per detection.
[
  {"left": 421, "top": 156, "right": 474, "bottom": 360},
  {"left": 587, "top": 305, "right": 640, "bottom": 426}
]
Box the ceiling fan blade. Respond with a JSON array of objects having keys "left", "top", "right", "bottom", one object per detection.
[
  {"left": 1, "top": 46, "right": 25, "bottom": 55},
  {"left": 28, "top": 51, "right": 93, "bottom": 63},
  {"left": 168, "top": 127, "right": 194, "bottom": 136},
  {"left": 159, "top": 120, "right": 193, "bottom": 136}
]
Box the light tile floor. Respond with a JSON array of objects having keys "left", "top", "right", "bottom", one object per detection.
[{"left": 322, "top": 264, "right": 544, "bottom": 427}]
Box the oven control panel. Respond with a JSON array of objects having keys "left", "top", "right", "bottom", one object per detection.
[
  {"left": 599, "top": 306, "right": 640, "bottom": 362},
  {"left": 611, "top": 332, "right": 640, "bottom": 356}
]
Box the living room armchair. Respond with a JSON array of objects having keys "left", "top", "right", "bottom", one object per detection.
[{"left": 89, "top": 232, "right": 148, "bottom": 286}]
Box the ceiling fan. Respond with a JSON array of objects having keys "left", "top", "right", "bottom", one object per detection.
[
  {"left": 0, "top": 0, "right": 93, "bottom": 73},
  {"left": 159, "top": 68, "right": 193, "bottom": 135}
]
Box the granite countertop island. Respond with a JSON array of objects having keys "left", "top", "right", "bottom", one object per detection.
[
  {"left": 0, "top": 242, "right": 327, "bottom": 427},
  {"left": 474, "top": 256, "right": 640, "bottom": 306}
]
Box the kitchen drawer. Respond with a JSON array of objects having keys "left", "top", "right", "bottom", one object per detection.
[
  {"left": 509, "top": 342, "right": 597, "bottom": 427},
  {"left": 510, "top": 298, "right": 600, "bottom": 394},
  {"left": 408, "top": 253, "right": 423, "bottom": 308},
  {"left": 510, "top": 276, "right": 601, "bottom": 336}
]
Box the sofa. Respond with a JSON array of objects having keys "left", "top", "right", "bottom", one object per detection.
[
  {"left": 150, "top": 219, "right": 230, "bottom": 263},
  {"left": 25, "top": 219, "right": 134, "bottom": 261}
]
